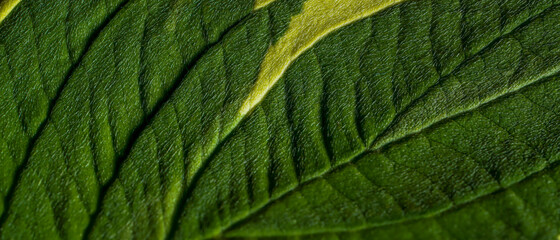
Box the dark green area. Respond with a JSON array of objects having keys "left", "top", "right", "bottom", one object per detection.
[
  {"left": 237, "top": 159, "right": 560, "bottom": 239},
  {"left": 0, "top": 0, "right": 260, "bottom": 238},
  {"left": 0, "top": 0, "right": 560, "bottom": 239}
]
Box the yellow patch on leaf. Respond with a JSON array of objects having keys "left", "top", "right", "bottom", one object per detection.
[
  {"left": 240, "top": 0, "right": 404, "bottom": 117},
  {"left": 0, "top": 0, "right": 21, "bottom": 23}
]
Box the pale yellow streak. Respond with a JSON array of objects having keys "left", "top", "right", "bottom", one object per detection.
[
  {"left": 0, "top": 0, "right": 20, "bottom": 24},
  {"left": 240, "top": 0, "right": 405, "bottom": 117},
  {"left": 254, "top": 0, "right": 276, "bottom": 10}
]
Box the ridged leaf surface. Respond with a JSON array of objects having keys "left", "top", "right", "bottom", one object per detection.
[{"left": 0, "top": 0, "right": 559, "bottom": 239}]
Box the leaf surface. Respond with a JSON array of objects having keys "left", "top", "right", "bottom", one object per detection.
[{"left": 1, "top": 0, "right": 560, "bottom": 239}]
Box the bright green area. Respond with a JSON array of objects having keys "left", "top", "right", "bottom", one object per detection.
[{"left": 1, "top": 0, "right": 560, "bottom": 239}]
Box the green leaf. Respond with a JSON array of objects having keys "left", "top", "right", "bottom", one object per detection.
[{"left": 1, "top": 0, "right": 560, "bottom": 239}]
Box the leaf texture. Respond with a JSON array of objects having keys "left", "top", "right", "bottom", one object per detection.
[{"left": 0, "top": 0, "right": 560, "bottom": 239}]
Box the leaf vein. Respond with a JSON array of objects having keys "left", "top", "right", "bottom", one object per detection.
[
  {"left": 0, "top": 0, "right": 133, "bottom": 228},
  {"left": 218, "top": 65, "right": 560, "bottom": 238}
]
